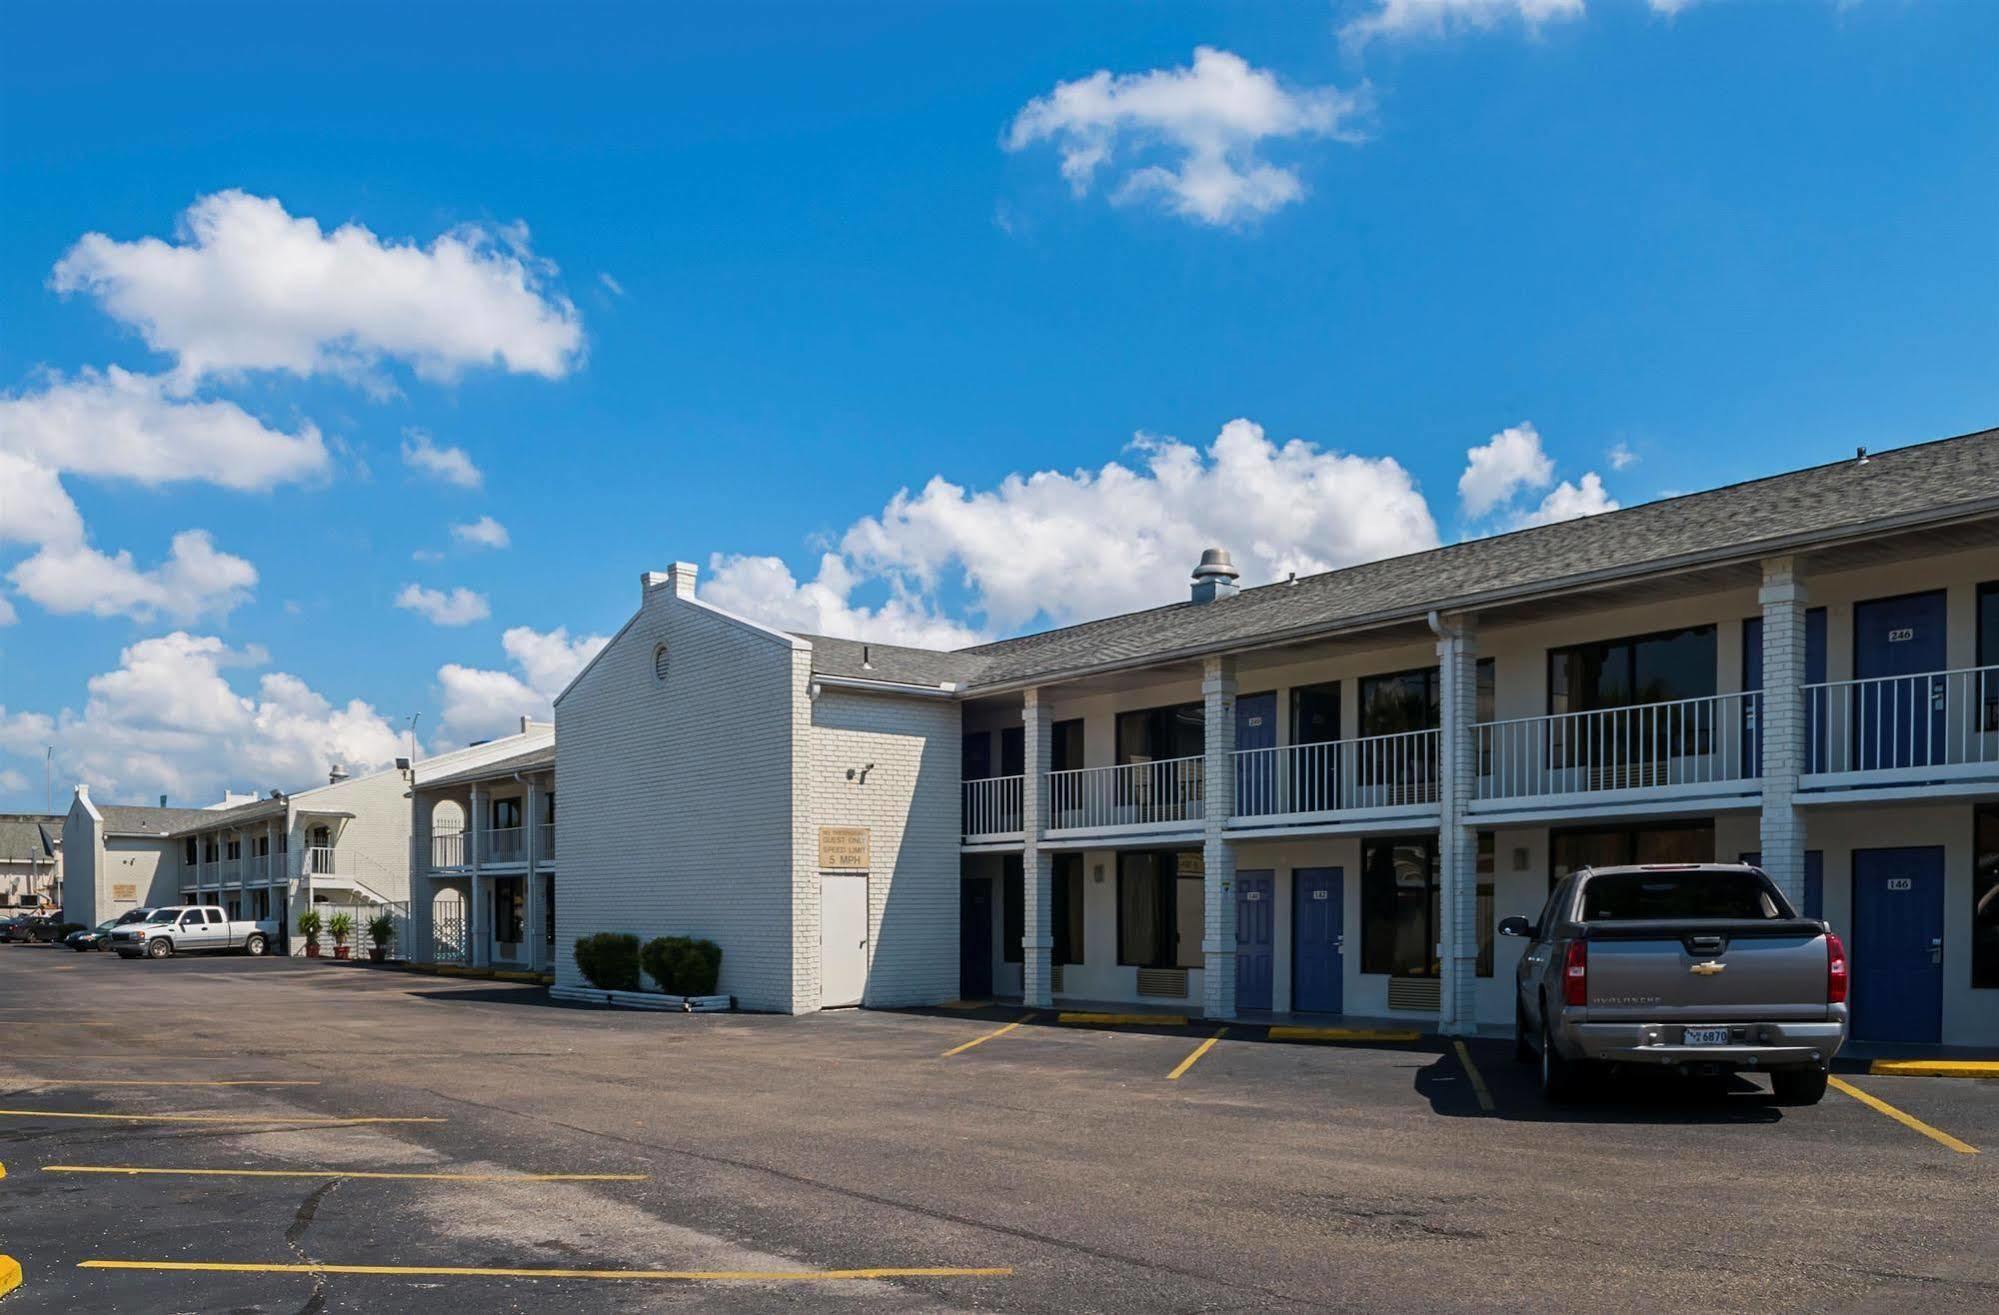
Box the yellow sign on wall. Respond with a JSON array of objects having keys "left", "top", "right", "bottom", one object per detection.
[
  {"left": 818, "top": 826, "right": 871, "bottom": 871},
  {"left": 111, "top": 883, "right": 137, "bottom": 902}
]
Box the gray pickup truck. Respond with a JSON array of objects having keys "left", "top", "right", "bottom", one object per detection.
[{"left": 1503, "top": 863, "right": 1848, "bottom": 1105}]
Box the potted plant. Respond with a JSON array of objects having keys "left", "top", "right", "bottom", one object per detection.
[
  {"left": 296, "top": 908, "right": 323, "bottom": 958},
  {"left": 366, "top": 913, "right": 397, "bottom": 963},
  {"left": 327, "top": 911, "right": 354, "bottom": 960}
]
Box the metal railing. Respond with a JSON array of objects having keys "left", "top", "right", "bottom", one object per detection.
[
  {"left": 962, "top": 774, "right": 1025, "bottom": 839},
  {"left": 303, "top": 846, "right": 338, "bottom": 876},
  {"left": 1232, "top": 730, "right": 1441, "bottom": 819},
  {"left": 1474, "top": 691, "right": 1761, "bottom": 802},
  {"left": 1046, "top": 756, "right": 1204, "bottom": 832},
  {"left": 1805, "top": 664, "right": 1999, "bottom": 777},
  {"left": 537, "top": 822, "right": 555, "bottom": 860},
  {"left": 430, "top": 831, "right": 466, "bottom": 869},
  {"left": 483, "top": 826, "right": 526, "bottom": 864}
]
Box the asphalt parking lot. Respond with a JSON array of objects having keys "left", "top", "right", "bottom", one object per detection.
[{"left": 0, "top": 945, "right": 1992, "bottom": 1313}]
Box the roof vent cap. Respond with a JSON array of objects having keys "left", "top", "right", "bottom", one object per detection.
[
  {"left": 1190, "top": 547, "right": 1241, "bottom": 604},
  {"left": 328, "top": 763, "right": 350, "bottom": 785}
]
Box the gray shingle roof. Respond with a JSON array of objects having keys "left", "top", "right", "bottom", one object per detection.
[
  {"left": 97, "top": 805, "right": 219, "bottom": 837},
  {"left": 795, "top": 634, "right": 986, "bottom": 687},
  {"left": 419, "top": 744, "right": 556, "bottom": 790},
  {"left": 0, "top": 815, "right": 59, "bottom": 862},
  {"left": 816, "top": 427, "right": 1999, "bottom": 693}
]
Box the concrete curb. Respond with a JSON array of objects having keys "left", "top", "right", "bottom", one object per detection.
[
  {"left": 0, "top": 1252, "right": 21, "bottom": 1300},
  {"left": 1869, "top": 1059, "right": 1999, "bottom": 1079}
]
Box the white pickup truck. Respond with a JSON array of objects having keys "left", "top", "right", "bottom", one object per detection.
[{"left": 109, "top": 905, "right": 277, "bottom": 959}]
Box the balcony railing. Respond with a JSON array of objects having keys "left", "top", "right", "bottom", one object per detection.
[
  {"left": 1475, "top": 691, "right": 1761, "bottom": 803},
  {"left": 431, "top": 831, "right": 467, "bottom": 869},
  {"left": 1805, "top": 665, "right": 1999, "bottom": 782},
  {"left": 963, "top": 775, "right": 1025, "bottom": 840},
  {"left": 537, "top": 822, "right": 555, "bottom": 860},
  {"left": 1046, "top": 756, "right": 1204, "bottom": 834},
  {"left": 1232, "top": 730, "right": 1441, "bottom": 821},
  {"left": 483, "top": 826, "right": 526, "bottom": 865},
  {"left": 304, "top": 846, "right": 338, "bottom": 876}
]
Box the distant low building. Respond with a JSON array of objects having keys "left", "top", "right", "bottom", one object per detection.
[{"left": 0, "top": 814, "right": 62, "bottom": 909}]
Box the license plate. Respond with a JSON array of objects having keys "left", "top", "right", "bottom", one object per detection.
[{"left": 1683, "top": 1027, "right": 1729, "bottom": 1046}]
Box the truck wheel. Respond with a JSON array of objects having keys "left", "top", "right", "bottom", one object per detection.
[
  {"left": 1771, "top": 1067, "right": 1829, "bottom": 1106},
  {"left": 146, "top": 937, "right": 174, "bottom": 959},
  {"left": 244, "top": 933, "right": 267, "bottom": 957},
  {"left": 1514, "top": 998, "right": 1534, "bottom": 1064},
  {"left": 1539, "top": 1012, "right": 1586, "bottom": 1103}
]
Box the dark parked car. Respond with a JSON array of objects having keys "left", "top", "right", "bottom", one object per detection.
[
  {"left": 67, "top": 918, "right": 131, "bottom": 951},
  {"left": 2, "top": 913, "right": 67, "bottom": 944}
]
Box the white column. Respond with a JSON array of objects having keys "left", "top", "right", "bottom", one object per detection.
[
  {"left": 1759, "top": 557, "right": 1809, "bottom": 910},
  {"left": 1436, "top": 613, "right": 1481, "bottom": 1037},
  {"left": 525, "top": 776, "right": 546, "bottom": 971},
  {"left": 1020, "top": 689, "right": 1054, "bottom": 1007},
  {"left": 1201, "top": 656, "right": 1239, "bottom": 1020},
  {"left": 468, "top": 783, "right": 487, "bottom": 968}
]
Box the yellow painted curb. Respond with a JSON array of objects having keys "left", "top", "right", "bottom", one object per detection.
[
  {"left": 1057, "top": 1012, "right": 1188, "bottom": 1027},
  {"left": 0, "top": 1253, "right": 20, "bottom": 1299},
  {"left": 1267, "top": 1026, "right": 1422, "bottom": 1043},
  {"left": 1869, "top": 1059, "right": 1999, "bottom": 1079}
]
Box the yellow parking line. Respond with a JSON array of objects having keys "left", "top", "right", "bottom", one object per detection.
[
  {"left": 1452, "top": 1041, "right": 1496, "bottom": 1113},
  {"left": 1267, "top": 1026, "right": 1421, "bottom": 1043},
  {"left": 1057, "top": 1012, "right": 1187, "bottom": 1027},
  {"left": 0, "top": 1108, "right": 441, "bottom": 1126},
  {"left": 78, "top": 1260, "right": 1011, "bottom": 1282},
  {"left": 0, "top": 1252, "right": 19, "bottom": 1298},
  {"left": 1166, "top": 1027, "right": 1227, "bottom": 1081},
  {"left": 1828, "top": 1077, "right": 1978, "bottom": 1155},
  {"left": 942, "top": 1013, "right": 1035, "bottom": 1057},
  {"left": 46, "top": 1165, "right": 646, "bottom": 1182},
  {"left": 1869, "top": 1059, "right": 1999, "bottom": 1079}
]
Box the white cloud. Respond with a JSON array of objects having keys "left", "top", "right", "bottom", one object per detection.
[
  {"left": 0, "top": 632, "right": 402, "bottom": 804},
  {"left": 1006, "top": 47, "right": 1367, "bottom": 226},
  {"left": 0, "top": 597, "right": 15, "bottom": 627},
  {"left": 400, "top": 430, "right": 482, "bottom": 489},
  {"left": 0, "top": 366, "right": 328, "bottom": 491},
  {"left": 50, "top": 189, "right": 583, "bottom": 389},
  {"left": 1608, "top": 441, "right": 1638, "bottom": 470},
  {"left": 394, "top": 583, "right": 490, "bottom": 627},
  {"left": 0, "top": 451, "right": 86, "bottom": 550},
  {"left": 598, "top": 272, "right": 626, "bottom": 298},
  {"left": 434, "top": 625, "right": 607, "bottom": 743},
  {"left": 0, "top": 768, "right": 25, "bottom": 793},
  {"left": 450, "top": 515, "right": 510, "bottom": 550},
  {"left": 1514, "top": 472, "right": 1619, "bottom": 527},
  {"left": 1458, "top": 422, "right": 1555, "bottom": 518},
  {"left": 709, "top": 419, "right": 1438, "bottom": 640},
  {"left": 1342, "top": 0, "right": 1587, "bottom": 45},
  {"left": 11, "top": 531, "right": 257, "bottom": 624}
]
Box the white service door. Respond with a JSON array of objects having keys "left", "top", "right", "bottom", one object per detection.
[{"left": 819, "top": 874, "right": 869, "bottom": 1008}]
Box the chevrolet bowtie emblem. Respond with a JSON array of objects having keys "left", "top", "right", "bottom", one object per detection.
[{"left": 1689, "top": 960, "right": 1726, "bottom": 976}]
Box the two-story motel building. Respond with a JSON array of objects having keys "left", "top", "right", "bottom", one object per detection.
[{"left": 559, "top": 430, "right": 1999, "bottom": 1047}]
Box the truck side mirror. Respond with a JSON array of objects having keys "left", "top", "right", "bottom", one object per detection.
[{"left": 1497, "top": 916, "right": 1534, "bottom": 939}]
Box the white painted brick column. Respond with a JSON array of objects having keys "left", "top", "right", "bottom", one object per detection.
[
  {"left": 1435, "top": 613, "right": 1481, "bottom": 1037},
  {"left": 1021, "top": 688, "right": 1054, "bottom": 1008},
  {"left": 1759, "top": 557, "right": 1809, "bottom": 910},
  {"left": 1201, "top": 656, "right": 1238, "bottom": 1020},
  {"left": 468, "top": 783, "right": 487, "bottom": 968}
]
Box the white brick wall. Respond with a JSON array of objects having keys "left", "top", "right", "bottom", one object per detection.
[
  {"left": 556, "top": 578, "right": 805, "bottom": 1012},
  {"left": 807, "top": 687, "right": 961, "bottom": 1009}
]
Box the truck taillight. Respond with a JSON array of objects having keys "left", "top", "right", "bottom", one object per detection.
[
  {"left": 1562, "top": 940, "right": 1588, "bottom": 1007},
  {"left": 1826, "top": 931, "right": 1849, "bottom": 1005}
]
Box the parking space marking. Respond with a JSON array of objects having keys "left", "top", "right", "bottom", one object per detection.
[
  {"left": 0, "top": 1108, "right": 443, "bottom": 1126},
  {"left": 78, "top": 1260, "right": 1011, "bottom": 1282},
  {"left": 1166, "top": 1027, "right": 1227, "bottom": 1081},
  {"left": 1869, "top": 1059, "right": 1999, "bottom": 1079},
  {"left": 45, "top": 1165, "right": 648, "bottom": 1182},
  {"left": 1828, "top": 1077, "right": 1978, "bottom": 1155},
  {"left": 942, "top": 1013, "right": 1036, "bottom": 1057},
  {"left": 1057, "top": 1013, "right": 1187, "bottom": 1027},
  {"left": 1266, "top": 1026, "right": 1421, "bottom": 1043},
  {"left": 0, "top": 1252, "right": 19, "bottom": 1298},
  {"left": 1452, "top": 1041, "right": 1496, "bottom": 1113}
]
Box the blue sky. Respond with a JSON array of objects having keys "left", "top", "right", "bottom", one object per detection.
[{"left": 1, "top": 0, "right": 1995, "bottom": 809}]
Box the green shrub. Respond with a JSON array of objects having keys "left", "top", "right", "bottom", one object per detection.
[
  {"left": 325, "top": 912, "right": 355, "bottom": 945},
  {"left": 296, "top": 908, "right": 323, "bottom": 939},
  {"left": 640, "top": 935, "right": 722, "bottom": 996},
  {"left": 574, "top": 932, "right": 641, "bottom": 991},
  {"left": 366, "top": 914, "right": 397, "bottom": 949}
]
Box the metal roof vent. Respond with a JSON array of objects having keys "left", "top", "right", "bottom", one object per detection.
[
  {"left": 1190, "top": 547, "right": 1240, "bottom": 604},
  {"left": 327, "top": 764, "right": 350, "bottom": 784}
]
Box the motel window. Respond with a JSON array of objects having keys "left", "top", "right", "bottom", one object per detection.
[
  {"left": 962, "top": 732, "right": 993, "bottom": 781},
  {"left": 1117, "top": 851, "right": 1203, "bottom": 968},
  {"left": 541, "top": 791, "right": 555, "bottom": 826},
  {"left": 1476, "top": 833, "right": 1495, "bottom": 978},
  {"left": 1053, "top": 852, "right": 1085, "bottom": 966},
  {"left": 1976, "top": 806, "right": 1999, "bottom": 990},
  {"left": 1359, "top": 835, "right": 1494, "bottom": 978},
  {"left": 1292, "top": 682, "right": 1341, "bottom": 744},
  {"left": 493, "top": 880, "right": 525, "bottom": 944},
  {"left": 226, "top": 839, "right": 240, "bottom": 860},
  {"left": 1116, "top": 702, "right": 1204, "bottom": 765},
  {"left": 204, "top": 839, "right": 218, "bottom": 862},
  {"left": 1549, "top": 821, "right": 1715, "bottom": 891},
  {"left": 1980, "top": 584, "right": 1999, "bottom": 730},
  {"left": 1051, "top": 719, "right": 1085, "bottom": 774},
  {"left": 1000, "top": 726, "right": 1024, "bottom": 778},
  {"left": 183, "top": 838, "right": 197, "bottom": 865},
  {"left": 491, "top": 797, "right": 523, "bottom": 830},
  {"left": 1002, "top": 855, "right": 1023, "bottom": 964},
  {"left": 1549, "top": 625, "right": 1716, "bottom": 715},
  {"left": 1359, "top": 669, "right": 1439, "bottom": 736}
]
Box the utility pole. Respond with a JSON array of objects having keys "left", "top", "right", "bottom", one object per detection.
[
  {"left": 45, "top": 745, "right": 53, "bottom": 814},
  {"left": 407, "top": 713, "right": 421, "bottom": 764}
]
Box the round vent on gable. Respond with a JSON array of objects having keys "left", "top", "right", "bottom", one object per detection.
[{"left": 652, "top": 642, "right": 670, "bottom": 685}]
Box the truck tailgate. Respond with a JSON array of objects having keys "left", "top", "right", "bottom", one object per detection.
[{"left": 1584, "top": 920, "right": 1832, "bottom": 1022}]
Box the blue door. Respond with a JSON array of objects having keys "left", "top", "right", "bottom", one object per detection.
[
  {"left": 1740, "top": 850, "right": 1824, "bottom": 921},
  {"left": 1743, "top": 610, "right": 1826, "bottom": 775},
  {"left": 1851, "top": 847, "right": 1945, "bottom": 1045},
  {"left": 959, "top": 878, "right": 993, "bottom": 1000},
  {"left": 1234, "top": 692, "right": 1277, "bottom": 816},
  {"left": 1853, "top": 592, "right": 1948, "bottom": 771},
  {"left": 1235, "top": 870, "right": 1274, "bottom": 1011},
  {"left": 1292, "top": 867, "right": 1343, "bottom": 1014}
]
